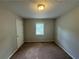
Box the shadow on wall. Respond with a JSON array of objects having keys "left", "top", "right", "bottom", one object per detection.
[{"left": 56, "top": 6, "right": 79, "bottom": 59}]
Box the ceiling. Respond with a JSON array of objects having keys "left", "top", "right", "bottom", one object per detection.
[{"left": 0, "top": 0, "right": 79, "bottom": 18}]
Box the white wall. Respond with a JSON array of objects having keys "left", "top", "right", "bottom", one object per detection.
[
  {"left": 0, "top": 6, "right": 23, "bottom": 59},
  {"left": 24, "top": 19, "right": 54, "bottom": 42},
  {"left": 16, "top": 17, "right": 24, "bottom": 48},
  {"left": 56, "top": 6, "right": 79, "bottom": 59}
]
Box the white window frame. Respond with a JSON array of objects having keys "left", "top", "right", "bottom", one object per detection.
[{"left": 35, "top": 23, "right": 44, "bottom": 35}]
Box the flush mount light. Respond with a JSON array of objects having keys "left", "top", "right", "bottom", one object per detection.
[{"left": 37, "top": 4, "right": 45, "bottom": 11}]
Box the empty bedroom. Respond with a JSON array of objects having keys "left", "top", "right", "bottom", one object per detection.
[{"left": 0, "top": 0, "right": 79, "bottom": 59}]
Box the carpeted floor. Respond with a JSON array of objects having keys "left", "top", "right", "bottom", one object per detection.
[{"left": 11, "top": 43, "right": 72, "bottom": 59}]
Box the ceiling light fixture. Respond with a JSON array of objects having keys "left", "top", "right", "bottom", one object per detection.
[{"left": 37, "top": 4, "right": 45, "bottom": 11}]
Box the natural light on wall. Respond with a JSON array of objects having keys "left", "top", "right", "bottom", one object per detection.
[{"left": 36, "top": 23, "right": 44, "bottom": 35}]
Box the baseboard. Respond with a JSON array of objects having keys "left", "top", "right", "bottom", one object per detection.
[
  {"left": 8, "top": 48, "right": 18, "bottom": 59},
  {"left": 24, "top": 40, "right": 54, "bottom": 43},
  {"left": 55, "top": 41, "right": 75, "bottom": 59},
  {"left": 8, "top": 42, "right": 24, "bottom": 59}
]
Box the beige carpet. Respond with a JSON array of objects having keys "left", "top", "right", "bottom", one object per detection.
[{"left": 11, "top": 43, "right": 72, "bottom": 59}]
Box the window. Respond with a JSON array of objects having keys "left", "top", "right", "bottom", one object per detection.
[{"left": 36, "top": 23, "right": 44, "bottom": 35}]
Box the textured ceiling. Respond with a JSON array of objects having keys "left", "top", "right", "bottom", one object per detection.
[{"left": 0, "top": 0, "right": 79, "bottom": 18}]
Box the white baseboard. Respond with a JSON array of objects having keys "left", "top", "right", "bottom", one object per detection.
[
  {"left": 8, "top": 42, "right": 24, "bottom": 59},
  {"left": 24, "top": 40, "right": 54, "bottom": 43},
  {"left": 55, "top": 41, "right": 75, "bottom": 59},
  {"left": 8, "top": 48, "right": 18, "bottom": 59}
]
